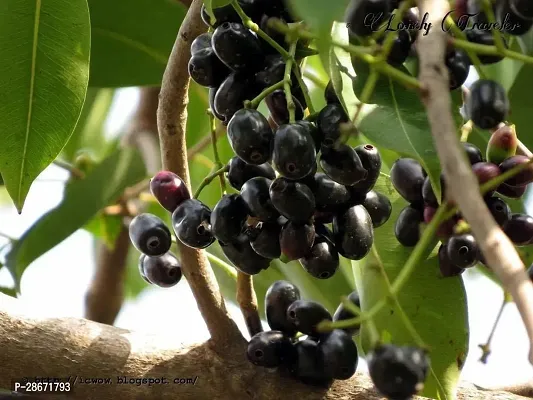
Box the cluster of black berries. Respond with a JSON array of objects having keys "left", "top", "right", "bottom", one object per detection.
[
  {"left": 247, "top": 281, "right": 359, "bottom": 385},
  {"left": 391, "top": 125, "right": 533, "bottom": 277},
  {"left": 189, "top": 0, "right": 308, "bottom": 125},
  {"left": 250, "top": 281, "right": 430, "bottom": 398}
]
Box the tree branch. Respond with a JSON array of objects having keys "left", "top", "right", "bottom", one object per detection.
[
  {"left": 416, "top": 0, "right": 533, "bottom": 364},
  {"left": 0, "top": 296, "right": 529, "bottom": 400},
  {"left": 236, "top": 273, "right": 263, "bottom": 337},
  {"left": 85, "top": 88, "right": 161, "bottom": 325},
  {"left": 156, "top": 0, "right": 243, "bottom": 348}
]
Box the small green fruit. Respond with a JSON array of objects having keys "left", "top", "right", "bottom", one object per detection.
[{"left": 486, "top": 125, "right": 517, "bottom": 164}]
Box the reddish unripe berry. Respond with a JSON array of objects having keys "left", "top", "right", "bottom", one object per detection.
[
  {"left": 499, "top": 155, "right": 533, "bottom": 187},
  {"left": 150, "top": 171, "right": 190, "bottom": 212},
  {"left": 486, "top": 125, "right": 517, "bottom": 164},
  {"left": 423, "top": 206, "right": 456, "bottom": 239},
  {"left": 471, "top": 162, "right": 500, "bottom": 194},
  {"left": 497, "top": 182, "right": 527, "bottom": 198}
]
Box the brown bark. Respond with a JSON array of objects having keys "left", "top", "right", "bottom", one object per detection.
[
  {"left": 156, "top": 0, "right": 243, "bottom": 349},
  {"left": 237, "top": 273, "right": 263, "bottom": 337},
  {"left": 0, "top": 296, "right": 528, "bottom": 400}
]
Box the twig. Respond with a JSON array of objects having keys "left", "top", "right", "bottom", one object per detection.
[
  {"left": 478, "top": 296, "right": 508, "bottom": 364},
  {"left": 416, "top": 0, "right": 533, "bottom": 365},
  {"left": 236, "top": 273, "right": 263, "bottom": 338},
  {"left": 156, "top": 0, "right": 243, "bottom": 348},
  {"left": 193, "top": 165, "right": 229, "bottom": 199},
  {"left": 52, "top": 160, "right": 86, "bottom": 179}
]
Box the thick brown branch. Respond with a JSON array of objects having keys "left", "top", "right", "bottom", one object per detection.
[
  {"left": 156, "top": 0, "right": 242, "bottom": 348},
  {"left": 236, "top": 273, "right": 263, "bottom": 337},
  {"left": 0, "top": 297, "right": 528, "bottom": 400},
  {"left": 416, "top": 0, "right": 533, "bottom": 364}
]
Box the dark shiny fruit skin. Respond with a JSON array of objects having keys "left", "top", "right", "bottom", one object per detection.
[
  {"left": 438, "top": 243, "right": 465, "bottom": 277},
  {"left": 362, "top": 190, "right": 392, "bottom": 228},
  {"left": 333, "top": 205, "right": 374, "bottom": 260},
  {"left": 447, "top": 234, "right": 479, "bottom": 268},
  {"left": 320, "top": 144, "right": 368, "bottom": 186},
  {"left": 465, "top": 30, "right": 506, "bottom": 64},
  {"left": 249, "top": 221, "right": 282, "bottom": 259},
  {"left": 394, "top": 206, "right": 423, "bottom": 247},
  {"left": 188, "top": 47, "right": 230, "bottom": 88},
  {"left": 445, "top": 49, "right": 471, "bottom": 90},
  {"left": 466, "top": 79, "right": 509, "bottom": 130},
  {"left": 269, "top": 178, "right": 315, "bottom": 223},
  {"left": 191, "top": 32, "right": 213, "bottom": 55},
  {"left": 319, "top": 329, "right": 359, "bottom": 380},
  {"left": 265, "top": 90, "right": 304, "bottom": 126},
  {"left": 297, "top": 120, "right": 323, "bottom": 150},
  {"left": 423, "top": 206, "right": 456, "bottom": 239},
  {"left": 210, "top": 194, "right": 249, "bottom": 244},
  {"left": 150, "top": 171, "right": 191, "bottom": 213},
  {"left": 255, "top": 54, "right": 285, "bottom": 89},
  {"left": 141, "top": 252, "right": 183, "bottom": 288},
  {"left": 509, "top": 0, "right": 533, "bottom": 19},
  {"left": 209, "top": 87, "right": 226, "bottom": 122},
  {"left": 214, "top": 72, "right": 260, "bottom": 124},
  {"left": 227, "top": 108, "right": 274, "bottom": 165},
  {"left": 247, "top": 331, "right": 293, "bottom": 368},
  {"left": 352, "top": 144, "right": 382, "bottom": 193},
  {"left": 422, "top": 176, "right": 440, "bottom": 208},
  {"left": 288, "top": 339, "right": 330, "bottom": 386},
  {"left": 390, "top": 158, "right": 425, "bottom": 204},
  {"left": 325, "top": 81, "right": 341, "bottom": 104},
  {"left": 497, "top": 182, "right": 527, "bottom": 198},
  {"left": 211, "top": 22, "right": 263, "bottom": 71},
  {"left": 332, "top": 291, "right": 361, "bottom": 335},
  {"left": 265, "top": 280, "right": 301, "bottom": 335},
  {"left": 485, "top": 196, "right": 511, "bottom": 226},
  {"left": 314, "top": 210, "right": 335, "bottom": 224},
  {"left": 317, "top": 103, "right": 349, "bottom": 146},
  {"left": 280, "top": 221, "right": 316, "bottom": 260},
  {"left": 138, "top": 255, "right": 151, "bottom": 284},
  {"left": 129, "top": 213, "right": 172, "bottom": 256},
  {"left": 272, "top": 124, "right": 317, "bottom": 180},
  {"left": 200, "top": 3, "right": 249, "bottom": 28},
  {"left": 463, "top": 142, "right": 484, "bottom": 165},
  {"left": 220, "top": 236, "right": 271, "bottom": 274},
  {"left": 300, "top": 234, "right": 339, "bottom": 279},
  {"left": 496, "top": 0, "right": 533, "bottom": 35},
  {"left": 379, "top": 30, "right": 411, "bottom": 65},
  {"left": 286, "top": 299, "right": 332, "bottom": 336},
  {"left": 368, "top": 344, "right": 430, "bottom": 399},
  {"left": 503, "top": 214, "right": 533, "bottom": 245},
  {"left": 345, "top": 0, "right": 391, "bottom": 37},
  {"left": 226, "top": 156, "right": 275, "bottom": 190},
  {"left": 172, "top": 199, "right": 215, "bottom": 249},
  {"left": 472, "top": 162, "right": 501, "bottom": 194},
  {"left": 311, "top": 173, "right": 351, "bottom": 212},
  {"left": 240, "top": 177, "right": 279, "bottom": 221},
  {"left": 500, "top": 155, "right": 533, "bottom": 187}
]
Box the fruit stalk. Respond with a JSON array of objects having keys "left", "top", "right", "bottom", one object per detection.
[
  {"left": 157, "top": 0, "right": 244, "bottom": 348},
  {"left": 208, "top": 111, "right": 226, "bottom": 195},
  {"left": 236, "top": 272, "right": 263, "bottom": 337},
  {"left": 193, "top": 165, "right": 229, "bottom": 199},
  {"left": 284, "top": 42, "right": 298, "bottom": 124},
  {"left": 417, "top": 0, "right": 533, "bottom": 365},
  {"left": 52, "top": 159, "right": 86, "bottom": 180}
]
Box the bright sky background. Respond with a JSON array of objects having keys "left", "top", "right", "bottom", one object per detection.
[{"left": 1, "top": 75, "right": 532, "bottom": 390}]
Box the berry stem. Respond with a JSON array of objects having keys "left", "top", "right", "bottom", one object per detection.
[
  {"left": 208, "top": 111, "right": 226, "bottom": 196},
  {"left": 478, "top": 296, "right": 508, "bottom": 363},
  {"left": 292, "top": 61, "right": 316, "bottom": 114},
  {"left": 338, "top": 295, "right": 380, "bottom": 345},
  {"left": 246, "top": 81, "right": 285, "bottom": 109},
  {"left": 481, "top": 0, "right": 507, "bottom": 53},
  {"left": 52, "top": 159, "right": 86, "bottom": 179},
  {"left": 302, "top": 70, "right": 327, "bottom": 89},
  {"left": 284, "top": 41, "right": 298, "bottom": 124},
  {"left": 193, "top": 165, "right": 229, "bottom": 199},
  {"left": 205, "top": 251, "right": 238, "bottom": 280},
  {"left": 460, "top": 121, "right": 473, "bottom": 142},
  {"left": 230, "top": 0, "right": 292, "bottom": 61},
  {"left": 443, "top": 16, "right": 487, "bottom": 79},
  {"left": 451, "top": 37, "right": 533, "bottom": 65}
]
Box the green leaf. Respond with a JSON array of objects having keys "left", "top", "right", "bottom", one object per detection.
[
  {"left": 0, "top": 0, "right": 91, "bottom": 212},
  {"left": 480, "top": 37, "right": 524, "bottom": 92},
  {"left": 84, "top": 213, "right": 124, "bottom": 250},
  {"left": 62, "top": 89, "right": 115, "bottom": 162},
  {"left": 0, "top": 286, "right": 17, "bottom": 298},
  {"left": 507, "top": 66, "right": 533, "bottom": 153},
  {"left": 5, "top": 148, "right": 147, "bottom": 287},
  {"left": 88, "top": 0, "right": 186, "bottom": 87},
  {"left": 354, "top": 176, "right": 468, "bottom": 399}
]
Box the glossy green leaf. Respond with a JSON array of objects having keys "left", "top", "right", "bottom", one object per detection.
[
  {"left": 481, "top": 37, "right": 524, "bottom": 91},
  {"left": 507, "top": 66, "right": 533, "bottom": 154},
  {"left": 5, "top": 148, "right": 147, "bottom": 287},
  {"left": 88, "top": 0, "right": 186, "bottom": 87},
  {"left": 84, "top": 213, "right": 124, "bottom": 250},
  {"left": 354, "top": 176, "right": 469, "bottom": 399},
  {"left": 62, "top": 89, "right": 115, "bottom": 162},
  {"left": 0, "top": 0, "right": 91, "bottom": 212}
]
